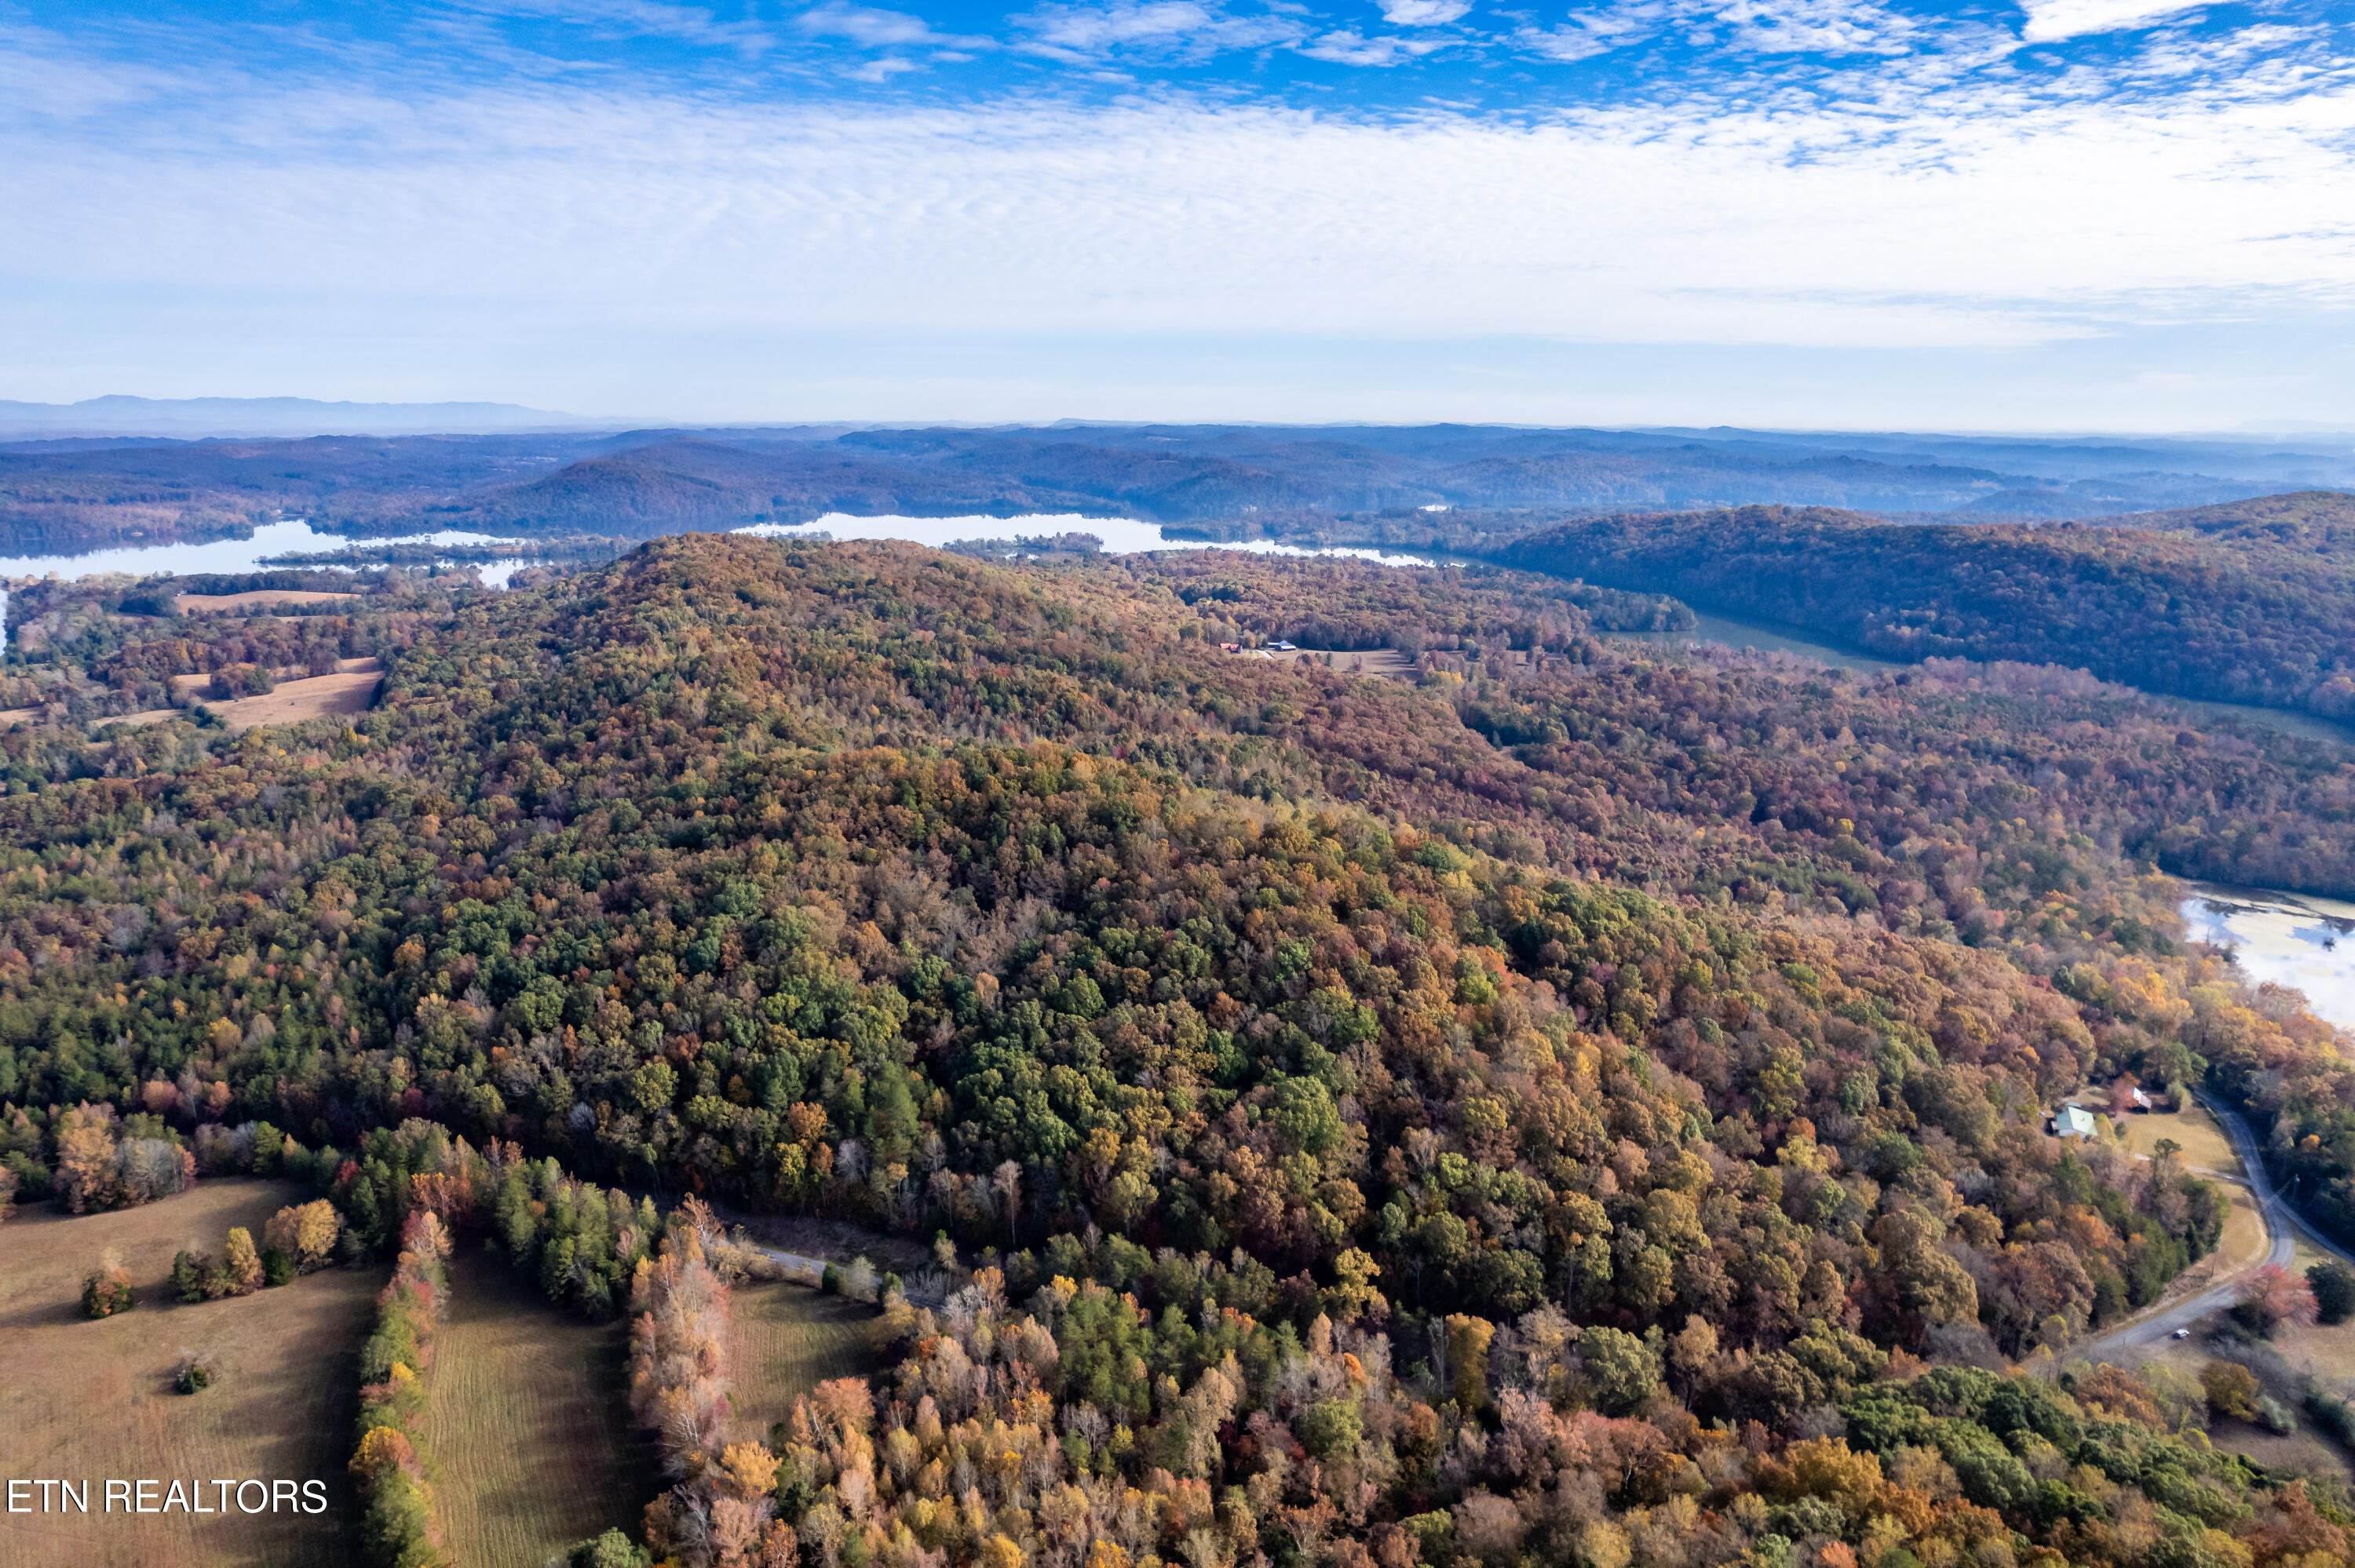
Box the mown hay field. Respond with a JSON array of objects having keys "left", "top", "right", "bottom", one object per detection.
[
  {"left": 0, "top": 1180, "right": 379, "bottom": 1568},
  {"left": 423, "top": 1245, "right": 651, "bottom": 1568},
  {"left": 172, "top": 590, "right": 360, "bottom": 614},
  {"left": 731, "top": 1283, "right": 876, "bottom": 1440},
  {"left": 2112, "top": 1102, "right": 2238, "bottom": 1174}
]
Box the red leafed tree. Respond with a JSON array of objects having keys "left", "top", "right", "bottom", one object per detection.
[{"left": 2235, "top": 1264, "right": 2317, "bottom": 1338}]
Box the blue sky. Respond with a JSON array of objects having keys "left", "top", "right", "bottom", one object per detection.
[{"left": 3, "top": 0, "right": 2353, "bottom": 428}]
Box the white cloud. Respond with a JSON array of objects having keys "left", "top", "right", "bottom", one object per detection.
[
  {"left": 1513, "top": 0, "right": 1919, "bottom": 64},
  {"left": 1374, "top": 0, "right": 1473, "bottom": 27},
  {"left": 1513, "top": 8, "right": 1659, "bottom": 61},
  {"left": 10, "top": 56, "right": 2353, "bottom": 348},
  {"left": 2019, "top": 0, "right": 2205, "bottom": 44},
  {"left": 796, "top": 3, "right": 985, "bottom": 48},
  {"left": 1012, "top": 2, "right": 1302, "bottom": 59},
  {"left": 1298, "top": 28, "right": 1452, "bottom": 61},
  {"left": 1703, "top": 0, "right": 1918, "bottom": 54},
  {"left": 463, "top": 0, "right": 772, "bottom": 52}
]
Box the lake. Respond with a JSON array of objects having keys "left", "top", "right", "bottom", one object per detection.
[
  {"left": 736, "top": 512, "right": 1434, "bottom": 567},
  {"left": 0, "top": 519, "right": 551, "bottom": 629},
  {"left": 2181, "top": 884, "right": 2355, "bottom": 1030}
]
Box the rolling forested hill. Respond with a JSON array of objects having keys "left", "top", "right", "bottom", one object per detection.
[
  {"left": 2079, "top": 489, "right": 2355, "bottom": 547},
  {"left": 1490, "top": 505, "right": 2355, "bottom": 719},
  {"left": 5, "top": 538, "right": 2355, "bottom": 1568}
]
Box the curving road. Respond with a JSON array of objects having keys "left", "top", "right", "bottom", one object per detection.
[{"left": 2074, "top": 1095, "right": 2355, "bottom": 1359}]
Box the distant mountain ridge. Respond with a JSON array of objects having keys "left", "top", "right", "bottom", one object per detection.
[
  {"left": 393, "top": 425, "right": 2355, "bottom": 536},
  {"left": 5, "top": 418, "right": 2355, "bottom": 560},
  {"left": 0, "top": 395, "right": 591, "bottom": 438}
]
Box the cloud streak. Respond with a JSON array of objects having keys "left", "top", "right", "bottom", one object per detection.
[{"left": 7, "top": 24, "right": 2353, "bottom": 351}]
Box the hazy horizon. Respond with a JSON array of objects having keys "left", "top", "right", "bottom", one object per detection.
[{"left": 5, "top": 394, "right": 2354, "bottom": 445}]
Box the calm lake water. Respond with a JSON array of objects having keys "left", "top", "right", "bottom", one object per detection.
[
  {"left": 0, "top": 519, "right": 548, "bottom": 625},
  {"left": 2182, "top": 884, "right": 2355, "bottom": 1029},
  {"left": 736, "top": 512, "right": 1434, "bottom": 567}
]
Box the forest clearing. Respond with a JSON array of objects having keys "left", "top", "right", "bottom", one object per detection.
[
  {"left": 0, "top": 1181, "right": 378, "bottom": 1568},
  {"left": 194, "top": 658, "right": 381, "bottom": 731},
  {"left": 1261, "top": 646, "right": 1417, "bottom": 681},
  {"left": 108, "top": 657, "right": 385, "bottom": 731},
  {"left": 172, "top": 589, "right": 359, "bottom": 614},
  {"left": 2123, "top": 1318, "right": 2355, "bottom": 1488},
  {"left": 730, "top": 1283, "right": 876, "bottom": 1439},
  {"left": 2113, "top": 1099, "right": 2242, "bottom": 1173},
  {"left": 422, "top": 1246, "right": 650, "bottom": 1568}
]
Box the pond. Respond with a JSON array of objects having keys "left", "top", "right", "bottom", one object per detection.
[{"left": 2181, "top": 883, "right": 2355, "bottom": 1029}]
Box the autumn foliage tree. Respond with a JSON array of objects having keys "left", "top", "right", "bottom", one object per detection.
[
  {"left": 81, "top": 1246, "right": 134, "bottom": 1318},
  {"left": 265, "top": 1199, "right": 341, "bottom": 1275},
  {"left": 2234, "top": 1265, "right": 2317, "bottom": 1339},
  {"left": 222, "top": 1226, "right": 265, "bottom": 1296},
  {"left": 352, "top": 1209, "right": 453, "bottom": 1568},
  {"left": 630, "top": 1225, "right": 797, "bottom": 1567}
]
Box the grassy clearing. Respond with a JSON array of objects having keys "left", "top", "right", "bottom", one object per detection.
[
  {"left": 2206, "top": 1423, "right": 2355, "bottom": 1484},
  {"left": 423, "top": 1246, "right": 650, "bottom": 1568},
  {"left": 1263, "top": 648, "right": 1417, "bottom": 682},
  {"left": 731, "top": 1284, "right": 876, "bottom": 1441},
  {"left": 2123, "top": 1338, "right": 2355, "bottom": 1485},
  {"left": 2218, "top": 1182, "right": 2270, "bottom": 1274},
  {"left": 0, "top": 1180, "right": 379, "bottom": 1568},
  {"left": 173, "top": 591, "right": 360, "bottom": 614},
  {"left": 203, "top": 665, "right": 382, "bottom": 732},
  {"left": 2293, "top": 1232, "right": 2339, "bottom": 1277},
  {"left": 158, "top": 658, "right": 382, "bottom": 732},
  {"left": 105, "top": 659, "right": 385, "bottom": 734},
  {"left": 2235, "top": 1294, "right": 2355, "bottom": 1384},
  {"left": 2111, "top": 1103, "right": 2237, "bottom": 1174}
]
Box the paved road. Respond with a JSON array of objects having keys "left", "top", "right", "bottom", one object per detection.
[{"left": 2073, "top": 1095, "right": 2355, "bottom": 1358}]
